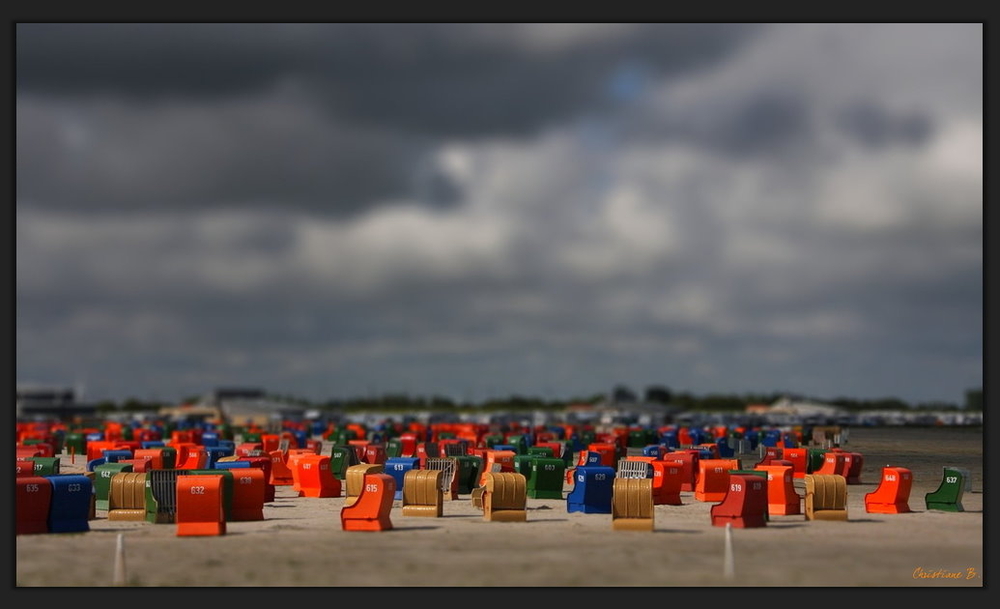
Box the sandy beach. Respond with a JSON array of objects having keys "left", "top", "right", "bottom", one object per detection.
[{"left": 14, "top": 426, "right": 984, "bottom": 588}]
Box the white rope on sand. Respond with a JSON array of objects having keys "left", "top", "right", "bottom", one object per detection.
[
  {"left": 113, "top": 533, "right": 126, "bottom": 586},
  {"left": 723, "top": 523, "right": 735, "bottom": 581}
]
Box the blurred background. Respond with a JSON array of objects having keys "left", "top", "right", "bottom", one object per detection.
[{"left": 16, "top": 23, "right": 982, "bottom": 412}]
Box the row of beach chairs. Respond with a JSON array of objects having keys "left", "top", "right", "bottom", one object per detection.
[{"left": 17, "top": 438, "right": 972, "bottom": 536}]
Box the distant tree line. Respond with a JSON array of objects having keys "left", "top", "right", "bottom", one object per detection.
[{"left": 94, "top": 385, "right": 983, "bottom": 414}]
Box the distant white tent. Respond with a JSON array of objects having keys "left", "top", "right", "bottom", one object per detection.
[{"left": 767, "top": 396, "right": 845, "bottom": 418}]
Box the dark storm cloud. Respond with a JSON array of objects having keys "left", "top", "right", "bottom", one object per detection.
[
  {"left": 16, "top": 95, "right": 432, "bottom": 215},
  {"left": 836, "top": 101, "right": 935, "bottom": 148},
  {"left": 16, "top": 23, "right": 311, "bottom": 100},
  {"left": 618, "top": 87, "right": 819, "bottom": 161},
  {"left": 17, "top": 23, "right": 764, "bottom": 136},
  {"left": 723, "top": 93, "right": 813, "bottom": 156},
  {"left": 310, "top": 23, "right": 762, "bottom": 138},
  {"left": 16, "top": 23, "right": 764, "bottom": 217},
  {"left": 15, "top": 24, "right": 982, "bottom": 405}
]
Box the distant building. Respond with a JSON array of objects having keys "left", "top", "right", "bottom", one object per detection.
[
  {"left": 16, "top": 385, "right": 98, "bottom": 421},
  {"left": 588, "top": 393, "right": 683, "bottom": 426},
  {"left": 564, "top": 402, "right": 599, "bottom": 422},
  {"left": 766, "top": 396, "right": 845, "bottom": 418},
  {"left": 157, "top": 403, "right": 228, "bottom": 425},
  {"left": 734, "top": 396, "right": 848, "bottom": 426},
  {"left": 190, "top": 387, "right": 305, "bottom": 429},
  {"left": 204, "top": 387, "right": 266, "bottom": 405},
  {"left": 744, "top": 404, "right": 771, "bottom": 415}
]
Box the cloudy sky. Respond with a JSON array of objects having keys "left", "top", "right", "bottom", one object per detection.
[{"left": 15, "top": 23, "right": 983, "bottom": 406}]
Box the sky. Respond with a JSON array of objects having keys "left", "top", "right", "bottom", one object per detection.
[{"left": 14, "top": 23, "right": 983, "bottom": 406}]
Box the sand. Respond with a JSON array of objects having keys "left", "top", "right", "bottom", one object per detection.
[{"left": 13, "top": 426, "right": 984, "bottom": 588}]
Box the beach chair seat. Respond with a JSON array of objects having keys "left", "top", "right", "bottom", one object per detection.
[
  {"left": 627, "top": 429, "right": 649, "bottom": 449},
  {"left": 16, "top": 459, "right": 35, "bottom": 478},
  {"left": 16, "top": 476, "right": 53, "bottom": 534},
  {"left": 85, "top": 440, "right": 119, "bottom": 463},
  {"left": 25, "top": 456, "right": 60, "bottom": 477},
  {"left": 755, "top": 463, "right": 801, "bottom": 516},
  {"left": 803, "top": 474, "right": 848, "bottom": 521},
  {"left": 662, "top": 450, "right": 700, "bottom": 491},
  {"left": 512, "top": 454, "right": 535, "bottom": 478},
  {"left": 715, "top": 436, "right": 735, "bottom": 458},
  {"left": 384, "top": 438, "right": 403, "bottom": 458},
  {"left": 479, "top": 450, "right": 516, "bottom": 486},
  {"left": 616, "top": 458, "right": 652, "bottom": 480},
  {"left": 329, "top": 444, "right": 360, "bottom": 480},
  {"left": 779, "top": 431, "right": 799, "bottom": 449},
  {"left": 20, "top": 441, "right": 54, "bottom": 458},
  {"left": 286, "top": 450, "right": 313, "bottom": 494},
  {"left": 364, "top": 443, "right": 387, "bottom": 465},
  {"left": 401, "top": 468, "right": 443, "bottom": 517},
  {"left": 260, "top": 434, "right": 282, "bottom": 454},
  {"left": 93, "top": 462, "right": 134, "bottom": 512},
  {"left": 649, "top": 460, "right": 684, "bottom": 505},
  {"left": 425, "top": 457, "right": 459, "bottom": 500},
  {"left": 471, "top": 485, "right": 486, "bottom": 509},
  {"left": 813, "top": 452, "right": 846, "bottom": 476},
  {"left": 754, "top": 446, "right": 783, "bottom": 468},
  {"left": 176, "top": 474, "right": 226, "bottom": 536},
  {"left": 205, "top": 445, "right": 234, "bottom": 469},
  {"left": 694, "top": 459, "right": 741, "bottom": 502},
  {"left": 711, "top": 474, "right": 768, "bottom": 528},
  {"left": 527, "top": 457, "right": 566, "bottom": 499},
  {"left": 295, "top": 454, "right": 342, "bottom": 498},
  {"left": 806, "top": 448, "right": 828, "bottom": 474},
  {"left": 482, "top": 472, "right": 527, "bottom": 522},
  {"left": 528, "top": 445, "right": 556, "bottom": 459},
  {"left": 385, "top": 457, "right": 421, "bottom": 500},
  {"left": 865, "top": 466, "right": 913, "bottom": 514},
  {"left": 176, "top": 447, "right": 209, "bottom": 470},
  {"left": 170, "top": 430, "right": 196, "bottom": 445},
  {"left": 439, "top": 438, "right": 470, "bottom": 457},
  {"left": 611, "top": 477, "right": 654, "bottom": 531},
  {"left": 182, "top": 469, "right": 235, "bottom": 521},
  {"left": 832, "top": 450, "right": 864, "bottom": 484},
  {"left": 398, "top": 433, "right": 419, "bottom": 457},
  {"left": 226, "top": 467, "right": 266, "bottom": 521},
  {"left": 341, "top": 473, "right": 395, "bottom": 531},
  {"left": 107, "top": 472, "right": 148, "bottom": 522},
  {"left": 567, "top": 465, "right": 616, "bottom": 514},
  {"left": 640, "top": 444, "right": 665, "bottom": 459},
  {"left": 503, "top": 434, "right": 529, "bottom": 455},
  {"left": 694, "top": 443, "right": 721, "bottom": 459},
  {"left": 135, "top": 447, "right": 176, "bottom": 470},
  {"left": 782, "top": 448, "right": 809, "bottom": 479},
  {"left": 267, "top": 450, "right": 295, "bottom": 486},
  {"left": 236, "top": 442, "right": 264, "bottom": 457},
  {"left": 925, "top": 466, "right": 967, "bottom": 512},
  {"left": 454, "top": 455, "right": 483, "bottom": 495},
  {"left": 169, "top": 442, "right": 198, "bottom": 468},
  {"left": 416, "top": 442, "right": 439, "bottom": 468},
  {"left": 345, "top": 463, "right": 385, "bottom": 507},
  {"left": 47, "top": 474, "right": 93, "bottom": 533},
  {"left": 121, "top": 456, "right": 152, "bottom": 473},
  {"left": 145, "top": 469, "right": 181, "bottom": 523},
  {"left": 584, "top": 443, "right": 618, "bottom": 468},
  {"left": 238, "top": 456, "right": 275, "bottom": 502}
]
